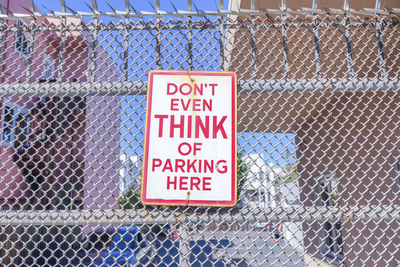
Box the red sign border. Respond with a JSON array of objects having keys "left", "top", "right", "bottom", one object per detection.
[{"left": 141, "top": 70, "right": 237, "bottom": 207}]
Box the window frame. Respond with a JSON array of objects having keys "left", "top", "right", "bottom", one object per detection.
[
  {"left": 1, "top": 98, "right": 29, "bottom": 147},
  {"left": 14, "top": 20, "right": 31, "bottom": 58},
  {"left": 394, "top": 155, "right": 400, "bottom": 183},
  {"left": 314, "top": 173, "right": 344, "bottom": 263},
  {"left": 42, "top": 53, "right": 55, "bottom": 80}
]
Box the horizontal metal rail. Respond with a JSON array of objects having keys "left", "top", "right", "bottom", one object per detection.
[
  {"left": 2, "top": 21, "right": 398, "bottom": 32},
  {"left": 0, "top": 78, "right": 399, "bottom": 96},
  {"left": 0, "top": 205, "right": 398, "bottom": 226}
]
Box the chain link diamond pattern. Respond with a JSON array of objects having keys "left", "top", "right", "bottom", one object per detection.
[{"left": 0, "top": 10, "right": 398, "bottom": 266}]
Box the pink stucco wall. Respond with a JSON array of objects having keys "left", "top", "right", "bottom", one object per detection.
[
  {"left": 0, "top": 0, "right": 120, "bottom": 211},
  {"left": 84, "top": 96, "right": 120, "bottom": 210}
]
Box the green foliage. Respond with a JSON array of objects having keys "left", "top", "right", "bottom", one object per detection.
[
  {"left": 237, "top": 152, "right": 249, "bottom": 200},
  {"left": 119, "top": 188, "right": 143, "bottom": 209},
  {"left": 331, "top": 194, "right": 339, "bottom": 202},
  {"left": 279, "top": 150, "right": 299, "bottom": 185},
  {"left": 281, "top": 164, "right": 299, "bottom": 184}
]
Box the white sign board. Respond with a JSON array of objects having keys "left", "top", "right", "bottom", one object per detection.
[{"left": 141, "top": 70, "right": 237, "bottom": 207}]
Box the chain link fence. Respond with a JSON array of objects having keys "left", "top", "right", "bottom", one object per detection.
[{"left": 0, "top": 1, "right": 399, "bottom": 266}]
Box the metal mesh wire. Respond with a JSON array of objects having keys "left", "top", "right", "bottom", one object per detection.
[{"left": 0, "top": 5, "right": 399, "bottom": 267}]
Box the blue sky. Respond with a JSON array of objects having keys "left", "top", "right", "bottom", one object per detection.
[
  {"left": 33, "top": 0, "right": 229, "bottom": 16},
  {"left": 33, "top": 0, "right": 297, "bottom": 168}
]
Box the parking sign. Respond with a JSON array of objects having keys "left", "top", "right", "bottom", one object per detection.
[{"left": 141, "top": 70, "right": 237, "bottom": 207}]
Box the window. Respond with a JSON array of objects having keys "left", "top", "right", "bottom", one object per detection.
[
  {"left": 119, "top": 156, "right": 140, "bottom": 196},
  {"left": 395, "top": 155, "right": 400, "bottom": 173},
  {"left": 314, "top": 173, "right": 344, "bottom": 263},
  {"left": 3, "top": 106, "right": 14, "bottom": 143},
  {"left": 43, "top": 53, "right": 55, "bottom": 80},
  {"left": 15, "top": 114, "right": 31, "bottom": 148},
  {"left": 395, "top": 155, "right": 400, "bottom": 195},
  {"left": 267, "top": 191, "right": 271, "bottom": 202},
  {"left": 1, "top": 98, "right": 29, "bottom": 147},
  {"left": 316, "top": 174, "right": 339, "bottom": 207},
  {"left": 259, "top": 189, "right": 265, "bottom": 199},
  {"left": 15, "top": 20, "right": 30, "bottom": 57}
]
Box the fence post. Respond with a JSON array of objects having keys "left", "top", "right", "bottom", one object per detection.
[
  {"left": 179, "top": 218, "right": 191, "bottom": 267},
  {"left": 90, "top": 0, "right": 99, "bottom": 82},
  {"left": 249, "top": 0, "right": 257, "bottom": 79},
  {"left": 374, "top": 0, "right": 387, "bottom": 77},
  {"left": 343, "top": 0, "right": 354, "bottom": 77},
  {"left": 187, "top": 0, "right": 193, "bottom": 70},
  {"left": 280, "top": 0, "right": 289, "bottom": 78},
  {"left": 156, "top": 0, "right": 161, "bottom": 69},
  {"left": 218, "top": 0, "right": 225, "bottom": 70},
  {"left": 123, "top": 0, "right": 130, "bottom": 81},
  {"left": 311, "top": 0, "right": 321, "bottom": 77}
]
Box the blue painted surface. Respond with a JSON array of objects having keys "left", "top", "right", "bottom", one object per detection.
[
  {"left": 93, "top": 227, "right": 140, "bottom": 266},
  {"left": 152, "top": 236, "right": 246, "bottom": 267},
  {"left": 25, "top": 227, "right": 246, "bottom": 267}
]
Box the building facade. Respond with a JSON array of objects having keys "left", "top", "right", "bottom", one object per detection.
[
  {"left": 119, "top": 154, "right": 142, "bottom": 196},
  {"left": 0, "top": 0, "right": 120, "bottom": 211},
  {"left": 229, "top": 0, "right": 400, "bottom": 265},
  {"left": 242, "top": 153, "right": 276, "bottom": 209}
]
